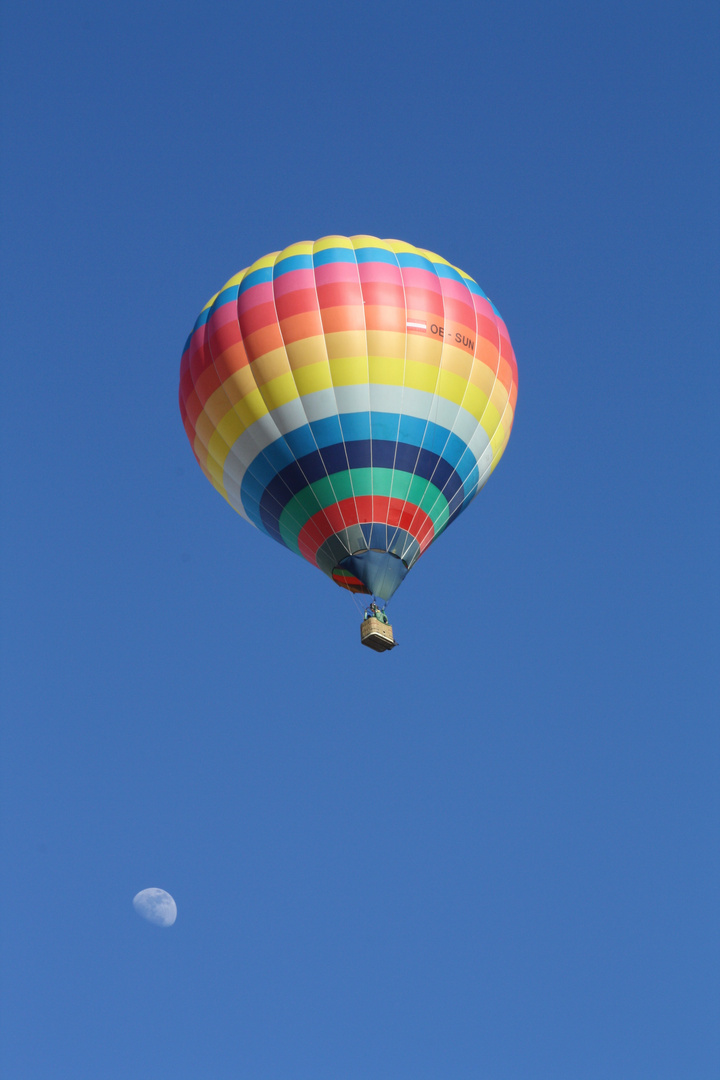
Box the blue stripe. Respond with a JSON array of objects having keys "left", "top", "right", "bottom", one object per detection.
[
  {"left": 273, "top": 253, "right": 314, "bottom": 278},
  {"left": 353, "top": 247, "right": 399, "bottom": 266},
  {"left": 239, "top": 266, "right": 273, "bottom": 294},
  {"left": 432, "top": 262, "right": 465, "bottom": 284},
  {"left": 242, "top": 433, "right": 312, "bottom": 495},
  {"left": 395, "top": 252, "right": 435, "bottom": 271},
  {"left": 210, "top": 283, "right": 241, "bottom": 310},
  {"left": 238, "top": 413, "right": 478, "bottom": 512},
  {"left": 256, "top": 439, "right": 467, "bottom": 536},
  {"left": 336, "top": 411, "right": 371, "bottom": 442},
  {"left": 461, "top": 276, "right": 486, "bottom": 298},
  {"left": 191, "top": 308, "right": 211, "bottom": 334},
  {"left": 312, "top": 247, "right": 357, "bottom": 267},
  {"left": 308, "top": 414, "right": 350, "bottom": 453},
  {"left": 262, "top": 414, "right": 471, "bottom": 466}
]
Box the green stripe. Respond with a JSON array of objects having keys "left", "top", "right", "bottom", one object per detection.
[{"left": 278, "top": 468, "right": 449, "bottom": 553}]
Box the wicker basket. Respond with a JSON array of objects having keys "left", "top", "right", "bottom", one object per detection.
[{"left": 360, "top": 617, "right": 397, "bottom": 652}]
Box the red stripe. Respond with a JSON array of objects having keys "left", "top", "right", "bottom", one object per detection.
[
  {"left": 296, "top": 496, "right": 434, "bottom": 565},
  {"left": 402, "top": 287, "right": 444, "bottom": 318},
  {"left": 316, "top": 281, "right": 363, "bottom": 310},
  {"left": 274, "top": 287, "right": 320, "bottom": 319},
  {"left": 357, "top": 281, "right": 405, "bottom": 307},
  {"left": 238, "top": 299, "right": 278, "bottom": 337}
]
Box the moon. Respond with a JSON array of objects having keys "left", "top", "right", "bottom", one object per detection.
[{"left": 132, "top": 887, "right": 177, "bottom": 927}]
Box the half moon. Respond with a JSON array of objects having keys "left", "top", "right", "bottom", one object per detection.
[{"left": 132, "top": 887, "right": 177, "bottom": 927}]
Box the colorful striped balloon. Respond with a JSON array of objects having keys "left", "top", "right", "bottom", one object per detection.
[{"left": 179, "top": 236, "right": 518, "bottom": 601}]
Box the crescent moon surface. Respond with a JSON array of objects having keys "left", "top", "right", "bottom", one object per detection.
[{"left": 132, "top": 887, "right": 177, "bottom": 927}]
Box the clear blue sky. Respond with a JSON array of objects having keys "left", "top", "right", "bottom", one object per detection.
[{"left": 1, "top": 2, "right": 718, "bottom": 1077}]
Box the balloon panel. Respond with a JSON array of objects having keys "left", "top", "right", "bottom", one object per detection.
[{"left": 179, "top": 236, "right": 517, "bottom": 600}]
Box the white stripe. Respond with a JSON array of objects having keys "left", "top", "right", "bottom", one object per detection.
[{"left": 222, "top": 387, "right": 484, "bottom": 490}]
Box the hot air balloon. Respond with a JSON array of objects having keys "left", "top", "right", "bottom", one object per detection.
[{"left": 179, "top": 236, "right": 517, "bottom": 650}]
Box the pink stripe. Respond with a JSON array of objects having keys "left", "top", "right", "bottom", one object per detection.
[
  {"left": 357, "top": 262, "right": 403, "bottom": 285},
  {"left": 398, "top": 266, "right": 442, "bottom": 292},
  {"left": 472, "top": 294, "right": 498, "bottom": 322},
  {"left": 189, "top": 323, "right": 207, "bottom": 358},
  {"left": 313, "top": 262, "right": 360, "bottom": 286},
  {"left": 437, "top": 277, "right": 474, "bottom": 304},
  {"left": 238, "top": 281, "right": 274, "bottom": 307},
  {"left": 272, "top": 267, "right": 316, "bottom": 297},
  {"left": 207, "top": 299, "right": 238, "bottom": 328}
]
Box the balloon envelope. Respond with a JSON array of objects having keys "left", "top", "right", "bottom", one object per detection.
[{"left": 179, "top": 236, "right": 517, "bottom": 600}]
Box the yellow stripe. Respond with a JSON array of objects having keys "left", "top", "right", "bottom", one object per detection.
[
  {"left": 411, "top": 245, "right": 476, "bottom": 286},
  {"left": 201, "top": 291, "right": 220, "bottom": 313},
  {"left": 385, "top": 238, "right": 422, "bottom": 256},
  {"left": 436, "top": 367, "right": 471, "bottom": 407},
  {"left": 490, "top": 404, "right": 515, "bottom": 473},
  {"left": 403, "top": 359, "right": 439, "bottom": 395},
  {"left": 460, "top": 382, "right": 489, "bottom": 423},
  {"left": 278, "top": 239, "right": 313, "bottom": 260},
  {"left": 351, "top": 235, "right": 393, "bottom": 252},
  {"left": 481, "top": 401, "right": 502, "bottom": 440},
  {"left": 313, "top": 234, "right": 354, "bottom": 252},
  {"left": 420, "top": 247, "right": 451, "bottom": 267},
  {"left": 236, "top": 387, "right": 269, "bottom": 429},
  {"left": 198, "top": 455, "right": 227, "bottom": 496},
  {"left": 329, "top": 355, "right": 368, "bottom": 386},
  {"left": 204, "top": 445, "right": 228, "bottom": 488},
  {"left": 217, "top": 266, "right": 250, "bottom": 294},
  {"left": 258, "top": 370, "right": 300, "bottom": 412},
  {"left": 210, "top": 410, "right": 246, "bottom": 467},
  {"left": 202, "top": 341, "right": 494, "bottom": 423},
  {"left": 293, "top": 362, "right": 333, "bottom": 397},
  {"left": 489, "top": 425, "right": 511, "bottom": 473},
  {"left": 247, "top": 250, "right": 279, "bottom": 274},
  {"left": 368, "top": 354, "right": 404, "bottom": 386}
]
